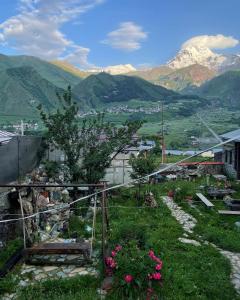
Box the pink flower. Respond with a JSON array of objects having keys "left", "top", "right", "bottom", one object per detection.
[
  {"left": 111, "top": 251, "right": 117, "bottom": 257},
  {"left": 152, "top": 272, "right": 161, "bottom": 280},
  {"left": 115, "top": 245, "right": 122, "bottom": 252},
  {"left": 124, "top": 274, "right": 133, "bottom": 283},
  {"left": 105, "top": 257, "right": 113, "bottom": 266},
  {"left": 155, "top": 262, "right": 163, "bottom": 270},
  {"left": 149, "top": 250, "right": 155, "bottom": 258}
]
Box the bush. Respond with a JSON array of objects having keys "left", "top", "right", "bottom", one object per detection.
[
  {"left": 111, "top": 222, "right": 147, "bottom": 249},
  {"left": 106, "top": 242, "right": 163, "bottom": 299}
]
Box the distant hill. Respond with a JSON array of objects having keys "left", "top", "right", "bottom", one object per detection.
[
  {"left": 156, "top": 64, "right": 216, "bottom": 91},
  {"left": 0, "top": 54, "right": 81, "bottom": 88},
  {"left": 191, "top": 70, "right": 240, "bottom": 108},
  {"left": 0, "top": 66, "right": 67, "bottom": 115},
  {"left": 50, "top": 60, "right": 90, "bottom": 79},
  {"left": 128, "top": 66, "right": 172, "bottom": 83},
  {"left": 72, "top": 72, "right": 205, "bottom": 114},
  {"left": 128, "top": 64, "right": 215, "bottom": 91},
  {"left": 73, "top": 72, "right": 182, "bottom": 108}
]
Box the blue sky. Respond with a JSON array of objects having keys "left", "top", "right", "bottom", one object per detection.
[{"left": 0, "top": 0, "right": 239, "bottom": 69}]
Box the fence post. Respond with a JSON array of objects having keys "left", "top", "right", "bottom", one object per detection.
[{"left": 18, "top": 190, "right": 26, "bottom": 249}]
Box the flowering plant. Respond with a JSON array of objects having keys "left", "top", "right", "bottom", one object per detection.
[{"left": 105, "top": 241, "right": 163, "bottom": 299}]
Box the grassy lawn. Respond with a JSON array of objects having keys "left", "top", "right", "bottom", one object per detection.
[
  {"left": 153, "top": 178, "right": 240, "bottom": 252},
  {"left": 2, "top": 181, "right": 240, "bottom": 299}
]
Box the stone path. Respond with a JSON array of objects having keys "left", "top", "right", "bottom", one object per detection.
[
  {"left": 162, "top": 196, "right": 197, "bottom": 233},
  {"left": 162, "top": 196, "right": 240, "bottom": 293},
  {"left": 2, "top": 264, "right": 98, "bottom": 300}
]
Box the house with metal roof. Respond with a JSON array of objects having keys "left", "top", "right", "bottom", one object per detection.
[
  {"left": 0, "top": 130, "right": 16, "bottom": 146},
  {"left": 220, "top": 129, "right": 240, "bottom": 179}
]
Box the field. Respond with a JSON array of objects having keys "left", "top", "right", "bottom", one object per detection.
[{"left": 1, "top": 106, "right": 240, "bottom": 149}]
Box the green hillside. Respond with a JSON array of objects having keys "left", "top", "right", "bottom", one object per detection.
[
  {"left": 73, "top": 72, "right": 186, "bottom": 108},
  {"left": 0, "top": 66, "right": 66, "bottom": 115},
  {"left": 0, "top": 54, "right": 81, "bottom": 88},
  {"left": 192, "top": 70, "right": 240, "bottom": 108}
]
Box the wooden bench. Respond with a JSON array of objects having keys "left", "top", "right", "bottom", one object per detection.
[
  {"left": 218, "top": 210, "right": 240, "bottom": 215},
  {"left": 196, "top": 193, "right": 214, "bottom": 208},
  {"left": 25, "top": 243, "right": 90, "bottom": 258}
]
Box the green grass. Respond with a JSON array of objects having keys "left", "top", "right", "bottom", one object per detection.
[
  {"left": 3, "top": 181, "right": 240, "bottom": 299},
  {"left": 152, "top": 178, "right": 240, "bottom": 252},
  {"left": 17, "top": 275, "right": 100, "bottom": 300},
  {"left": 105, "top": 186, "right": 238, "bottom": 299},
  {"left": 0, "top": 239, "right": 23, "bottom": 269}
]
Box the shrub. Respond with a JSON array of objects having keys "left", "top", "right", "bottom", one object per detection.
[
  {"left": 111, "top": 222, "right": 147, "bottom": 249},
  {"left": 106, "top": 242, "right": 163, "bottom": 299}
]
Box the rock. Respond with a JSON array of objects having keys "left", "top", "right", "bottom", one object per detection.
[
  {"left": 178, "top": 238, "right": 201, "bottom": 246},
  {"left": 102, "top": 276, "right": 113, "bottom": 291},
  {"left": 43, "top": 266, "right": 58, "bottom": 272}
]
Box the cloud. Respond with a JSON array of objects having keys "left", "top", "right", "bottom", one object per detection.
[
  {"left": 0, "top": 0, "right": 104, "bottom": 68},
  {"left": 182, "top": 34, "right": 239, "bottom": 50},
  {"left": 102, "top": 22, "right": 147, "bottom": 51}
]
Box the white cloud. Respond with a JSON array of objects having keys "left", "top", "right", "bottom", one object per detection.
[
  {"left": 0, "top": 0, "right": 104, "bottom": 68},
  {"left": 182, "top": 34, "right": 239, "bottom": 50},
  {"left": 102, "top": 22, "right": 147, "bottom": 51}
]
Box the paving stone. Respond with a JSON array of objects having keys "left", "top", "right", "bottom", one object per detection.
[
  {"left": 178, "top": 238, "right": 201, "bottom": 246},
  {"left": 43, "top": 266, "right": 58, "bottom": 272}
]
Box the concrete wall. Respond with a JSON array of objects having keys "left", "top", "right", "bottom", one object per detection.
[{"left": 0, "top": 136, "right": 42, "bottom": 184}]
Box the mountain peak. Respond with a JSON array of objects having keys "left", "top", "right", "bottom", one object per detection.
[{"left": 167, "top": 46, "right": 226, "bottom": 70}]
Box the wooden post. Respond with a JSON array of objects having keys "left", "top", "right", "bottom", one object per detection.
[
  {"left": 90, "top": 194, "right": 97, "bottom": 259},
  {"left": 18, "top": 191, "right": 26, "bottom": 249},
  {"left": 101, "top": 187, "right": 106, "bottom": 270}
]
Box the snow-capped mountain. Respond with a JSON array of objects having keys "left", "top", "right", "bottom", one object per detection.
[
  {"left": 87, "top": 64, "right": 136, "bottom": 75},
  {"left": 167, "top": 46, "right": 240, "bottom": 72}
]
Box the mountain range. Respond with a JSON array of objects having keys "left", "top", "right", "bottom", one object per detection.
[{"left": 0, "top": 43, "right": 240, "bottom": 116}]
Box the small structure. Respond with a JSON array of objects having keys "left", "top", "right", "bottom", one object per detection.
[
  {"left": 139, "top": 140, "right": 156, "bottom": 152},
  {"left": 219, "top": 129, "right": 240, "bottom": 179},
  {"left": 0, "top": 130, "right": 15, "bottom": 146}
]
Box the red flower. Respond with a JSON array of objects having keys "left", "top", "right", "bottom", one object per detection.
[
  {"left": 155, "top": 262, "right": 163, "bottom": 270},
  {"left": 152, "top": 272, "right": 161, "bottom": 280},
  {"left": 149, "top": 250, "right": 155, "bottom": 258},
  {"left": 115, "top": 245, "right": 122, "bottom": 252},
  {"left": 124, "top": 274, "right": 133, "bottom": 283},
  {"left": 111, "top": 251, "right": 117, "bottom": 257}
]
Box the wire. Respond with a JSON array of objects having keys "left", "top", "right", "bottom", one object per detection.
[{"left": 0, "top": 134, "right": 238, "bottom": 224}]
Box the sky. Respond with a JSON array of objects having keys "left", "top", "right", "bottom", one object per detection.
[{"left": 0, "top": 0, "right": 239, "bottom": 69}]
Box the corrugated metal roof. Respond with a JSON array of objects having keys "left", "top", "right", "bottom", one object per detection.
[
  {"left": 221, "top": 129, "right": 240, "bottom": 142},
  {"left": 0, "top": 130, "right": 16, "bottom": 145}
]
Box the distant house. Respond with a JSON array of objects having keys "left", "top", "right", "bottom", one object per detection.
[
  {"left": 0, "top": 130, "right": 15, "bottom": 146},
  {"left": 220, "top": 129, "right": 240, "bottom": 179},
  {"left": 139, "top": 140, "right": 156, "bottom": 152}
]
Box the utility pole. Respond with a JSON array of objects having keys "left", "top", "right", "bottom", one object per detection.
[
  {"left": 20, "top": 120, "right": 24, "bottom": 136},
  {"left": 161, "top": 102, "right": 165, "bottom": 164}
]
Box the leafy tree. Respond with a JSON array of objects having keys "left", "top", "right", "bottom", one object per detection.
[
  {"left": 129, "top": 150, "right": 158, "bottom": 180},
  {"left": 38, "top": 86, "right": 142, "bottom": 183}
]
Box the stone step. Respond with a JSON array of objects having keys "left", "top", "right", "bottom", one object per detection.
[{"left": 25, "top": 254, "right": 91, "bottom": 266}]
